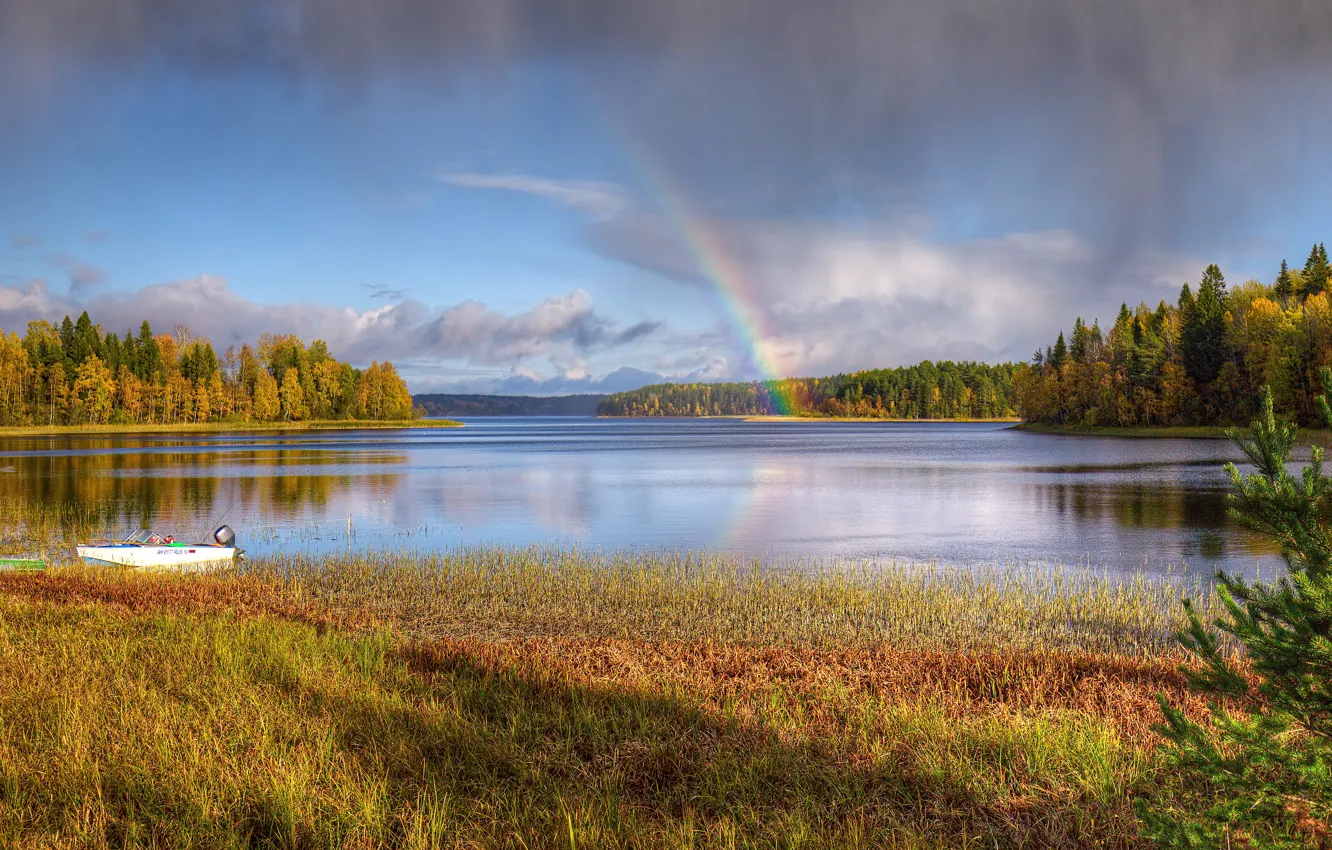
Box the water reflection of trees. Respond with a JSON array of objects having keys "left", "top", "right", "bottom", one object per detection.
[
  {"left": 0, "top": 446, "right": 405, "bottom": 528},
  {"left": 1031, "top": 482, "right": 1274, "bottom": 557}
]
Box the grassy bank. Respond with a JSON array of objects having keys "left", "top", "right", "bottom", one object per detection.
[
  {"left": 1014, "top": 421, "right": 1332, "bottom": 446},
  {"left": 0, "top": 549, "right": 1227, "bottom": 848},
  {"left": 0, "top": 419, "right": 463, "bottom": 437},
  {"left": 742, "top": 415, "right": 1021, "bottom": 423}
]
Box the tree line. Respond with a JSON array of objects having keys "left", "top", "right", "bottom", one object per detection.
[
  {"left": 597, "top": 361, "right": 1020, "bottom": 419},
  {"left": 414, "top": 393, "right": 606, "bottom": 417},
  {"left": 1016, "top": 243, "right": 1332, "bottom": 426},
  {"left": 0, "top": 312, "right": 415, "bottom": 426}
]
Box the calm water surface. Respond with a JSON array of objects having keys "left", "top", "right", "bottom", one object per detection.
[{"left": 0, "top": 418, "right": 1279, "bottom": 575}]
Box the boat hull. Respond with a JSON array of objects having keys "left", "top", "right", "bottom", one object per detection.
[{"left": 76, "top": 544, "right": 238, "bottom": 570}]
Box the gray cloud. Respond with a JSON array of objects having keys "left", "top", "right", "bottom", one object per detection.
[
  {"left": 587, "top": 212, "right": 1202, "bottom": 375},
  {"left": 10, "top": 235, "right": 39, "bottom": 249},
  {"left": 45, "top": 252, "right": 108, "bottom": 295},
  {"left": 412, "top": 365, "right": 670, "bottom": 395},
  {"left": 4, "top": 1, "right": 1330, "bottom": 253},
  {"left": 0, "top": 274, "right": 662, "bottom": 382},
  {"left": 364, "top": 283, "right": 409, "bottom": 300}
]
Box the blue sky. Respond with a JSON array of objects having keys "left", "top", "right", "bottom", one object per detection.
[{"left": 2, "top": 1, "right": 1331, "bottom": 392}]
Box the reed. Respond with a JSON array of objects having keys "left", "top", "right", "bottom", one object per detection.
[
  {"left": 0, "top": 529, "right": 1230, "bottom": 846},
  {"left": 0, "top": 588, "right": 1179, "bottom": 848},
  {"left": 239, "top": 547, "right": 1229, "bottom": 658}
]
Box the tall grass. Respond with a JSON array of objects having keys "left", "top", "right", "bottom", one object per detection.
[
  {"left": 0, "top": 511, "right": 1229, "bottom": 846},
  {"left": 0, "top": 594, "right": 1165, "bottom": 848},
  {"left": 240, "top": 547, "right": 1229, "bottom": 657}
]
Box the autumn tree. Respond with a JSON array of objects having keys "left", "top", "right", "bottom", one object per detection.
[
  {"left": 72, "top": 356, "right": 116, "bottom": 424},
  {"left": 279, "top": 367, "right": 306, "bottom": 421}
]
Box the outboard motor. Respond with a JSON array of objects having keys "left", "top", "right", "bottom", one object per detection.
[{"left": 213, "top": 525, "right": 236, "bottom": 548}]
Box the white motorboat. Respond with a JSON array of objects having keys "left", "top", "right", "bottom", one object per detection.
[{"left": 77, "top": 525, "right": 242, "bottom": 570}]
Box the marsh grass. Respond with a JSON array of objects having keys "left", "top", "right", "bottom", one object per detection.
[
  {"left": 0, "top": 590, "right": 1172, "bottom": 849},
  {"left": 238, "top": 548, "right": 1230, "bottom": 658},
  {"left": 0, "top": 516, "right": 1230, "bottom": 847}
]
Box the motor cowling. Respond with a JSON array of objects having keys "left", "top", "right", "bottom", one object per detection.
[{"left": 213, "top": 525, "right": 236, "bottom": 548}]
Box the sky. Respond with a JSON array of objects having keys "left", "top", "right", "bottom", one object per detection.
[{"left": 2, "top": 1, "right": 1332, "bottom": 393}]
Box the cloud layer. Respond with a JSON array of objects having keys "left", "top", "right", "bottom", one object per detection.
[{"left": 0, "top": 275, "right": 666, "bottom": 388}]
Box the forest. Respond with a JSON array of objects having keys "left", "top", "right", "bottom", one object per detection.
[
  {"left": 597, "top": 361, "right": 1020, "bottom": 419},
  {"left": 1016, "top": 244, "right": 1332, "bottom": 427},
  {"left": 0, "top": 312, "right": 415, "bottom": 426},
  {"left": 414, "top": 393, "right": 606, "bottom": 417}
]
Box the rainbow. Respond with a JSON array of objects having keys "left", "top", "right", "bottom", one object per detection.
[{"left": 602, "top": 122, "right": 798, "bottom": 416}]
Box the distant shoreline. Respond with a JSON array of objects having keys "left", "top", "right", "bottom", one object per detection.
[
  {"left": 1013, "top": 421, "right": 1332, "bottom": 446},
  {"left": 0, "top": 419, "right": 463, "bottom": 437},
  {"left": 741, "top": 415, "right": 1022, "bottom": 423},
  {"left": 1012, "top": 422, "right": 1233, "bottom": 439},
  {"left": 593, "top": 414, "right": 1022, "bottom": 423}
]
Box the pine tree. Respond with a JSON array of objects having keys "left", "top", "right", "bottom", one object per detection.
[
  {"left": 1070, "top": 318, "right": 1088, "bottom": 364},
  {"left": 1180, "top": 266, "right": 1228, "bottom": 388},
  {"left": 1142, "top": 382, "right": 1332, "bottom": 845},
  {"left": 1051, "top": 332, "right": 1067, "bottom": 369},
  {"left": 1275, "top": 259, "right": 1294, "bottom": 303},
  {"left": 1304, "top": 243, "right": 1328, "bottom": 297}
]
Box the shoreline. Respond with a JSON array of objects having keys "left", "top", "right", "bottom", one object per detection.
[
  {"left": 0, "top": 557, "right": 1213, "bottom": 846},
  {"left": 1013, "top": 421, "right": 1332, "bottom": 445},
  {"left": 595, "top": 414, "right": 1022, "bottom": 423},
  {"left": 0, "top": 418, "right": 463, "bottom": 437},
  {"left": 742, "top": 415, "right": 1021, "bottom": 424}
]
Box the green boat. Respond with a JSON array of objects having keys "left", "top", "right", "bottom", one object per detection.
[{"left": 0, "top": 558, "right": 46, "bottom": 572}]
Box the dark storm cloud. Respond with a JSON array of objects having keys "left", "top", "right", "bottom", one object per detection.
[{"left": 4, "top": 1, "right": 1330, "bottom": 248}]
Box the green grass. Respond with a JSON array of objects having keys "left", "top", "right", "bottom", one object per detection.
[
  {"left": 0, "top": 593, "right": 1161, "bottom": 848},
  {"left": 1014, "top": 421, "right": 1332, "bottom": 446},
  {"left": 0, "top": 418, "right": 462, "bottom": 437},
  {"left": 243, "top": 548, "right": 1227, "bottom": 658}
]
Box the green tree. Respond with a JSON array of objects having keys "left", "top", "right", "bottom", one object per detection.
[
  {"left": 1180, "top": 265, "right": 1229, "bottom": 388},
  {"left": 1303, "top": 242, "right": 1328, "bottom": 297},
  {"left": 1275, "top": 259, "right": 1295, "bottom": 303},
  {"left": 1050, "top": 332, "right": 1067, "bottom": 369},
  {"left": 1142, "top": 383, "right": 1332, "bottom": 846}
]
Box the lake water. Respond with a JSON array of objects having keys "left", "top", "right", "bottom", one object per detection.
[{"left": 0, "top": 418, "right": 1280, "bottom": 576}]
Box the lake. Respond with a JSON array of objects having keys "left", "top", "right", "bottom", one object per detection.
[{"left": 0, "top": 418, "right": 1278, "bottom": 576}]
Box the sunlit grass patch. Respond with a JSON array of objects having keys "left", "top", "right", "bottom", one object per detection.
[{"left": 0, "top": 595, "right": 1161, "bottom": 848}]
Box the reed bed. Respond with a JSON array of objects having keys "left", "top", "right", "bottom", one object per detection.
[
  {"left": 0, "top": 519, "right": 1231, "bottom": 847},
  {"left": 236, "top": 547, "right": 1230, "bottom": 658},
  {"left": 0, "top": 589, "right": 1181, "bottom": 849}
]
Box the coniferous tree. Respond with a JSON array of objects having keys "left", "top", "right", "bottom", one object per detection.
[
  {"left": 1304, "top": 243, "right": 1328, "bottom": 297},
  {"left": 1181, "top": 265, "right": 1229, "bottom": 387},
  {"left": 1275, "top": 259, "right": 1294, "bottom": 303},
  {"left": 1142, "top": 382, "right": 1332, "bottom": 846},
  {"left": 1050, "top": 332, "right": 1067, "bottom": 369},
  {"left": 1069, "top": 318, "right": 1088, "bottom": 364}
]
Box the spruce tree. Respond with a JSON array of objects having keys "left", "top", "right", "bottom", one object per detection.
[
  {"left": 1304, "top": 243, "right": 1328, "bottom": 297},
  {"left": 1180, "top": 266, "right": 1228, "bottom": 388},
  {"left": 1070, "top": 318, "right": 1088, "bottom": 364},
  {"left": 1142, "top": 381, "right": 1332, "bottom": 846},
  {"left": 1051, "top": 332, "right": 1067, "bottom": 369},
  {"left": 1275, "top": 259, "right": 1294, "bottom": 303}
]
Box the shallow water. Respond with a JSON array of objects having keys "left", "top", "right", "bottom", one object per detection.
[{"left": 0, "top": 418, "right": 1279, "bottom": 575}]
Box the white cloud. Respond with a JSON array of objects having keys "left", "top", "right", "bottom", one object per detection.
[
  {"left": 0, "top": 276, "right": 664, "bottom": 389},
  {"left": 587, "top": 213, "right": 1202, "bottom": 376},
  {"left": 439, "top": 173, "right": 628, "bottom": 219}
]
